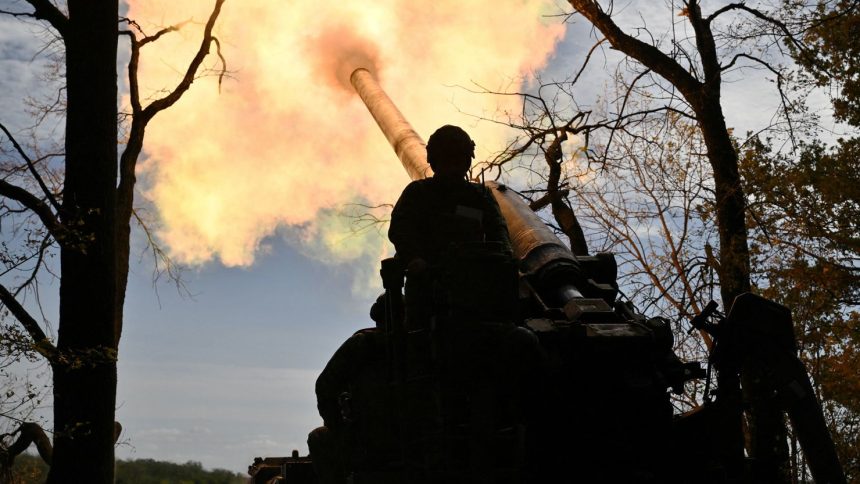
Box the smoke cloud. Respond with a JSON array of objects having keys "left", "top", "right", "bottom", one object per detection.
[
  {"left": 306, "top": 24, "right": 383, "bottom": 93},
  {"left": 126, "top": 0, "right": 565, "bottom": 275}
]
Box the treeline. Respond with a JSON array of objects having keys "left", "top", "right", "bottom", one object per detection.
[{"left": 11, "top": 454, "right": 246, "bottom": 483}]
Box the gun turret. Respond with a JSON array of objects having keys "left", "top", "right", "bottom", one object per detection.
[{"left": 349, "top": 68, "right": 623, "bottom": 323}]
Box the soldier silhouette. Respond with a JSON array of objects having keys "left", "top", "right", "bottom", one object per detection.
[
  {"left": 309, "top": 127, "right": 538, "bottom": 484},
  {"left": 308, "top": 296, "right": 390, "bottom": 484},
  {"left": 388, "top": 124, "right": 512, "bottom": 273}
]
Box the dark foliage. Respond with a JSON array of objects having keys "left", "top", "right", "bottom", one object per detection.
[{"left": 11, "top": 454, "right": 245, "bottom": 484}]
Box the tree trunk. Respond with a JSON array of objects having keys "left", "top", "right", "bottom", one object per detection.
[
  {"left": 692, "top": 95, "right": 752, "bottom": 307},
  {"left": 566, "top": 0, "right": 759, "bottom": 478},
  {"left": 48, "top": 1, "right": 119, "bottom": 482}
]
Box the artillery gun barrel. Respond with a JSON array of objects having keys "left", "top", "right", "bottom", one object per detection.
[
  {"left": 350, "top": 68, "right": 432, "bottom": 181},
  {"left": 350, "top": 68, "right": 584, "bottom": 301}
]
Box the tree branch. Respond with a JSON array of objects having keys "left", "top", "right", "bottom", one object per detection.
[
  {"left": 686, "top": 1, "right": 721, "bottom": 85},
  {"left": 115, "top": 0, "right": 226, "bottom": 348},
  {"left": 138, "top": 19, "right": 193, "bottom": 47},
  {"left": 141, "top": 0, "right": 227, "bottom": 120},
  {"left": 0, "top": 283, "right": 57, "bottom": 363},
  {"left": 211, "top": 36, "right": 227, "bottom": 91},
  {"left": 0, "top": 9, "right": 36, "bottom": 19},
  {"left": 132, "top": 208, "right": 186, "bottom": 293},
  {"left": 543, "top": 133, "right": 590, "bottom": 255},
  {"left": 12, "top": 233, "right": 53, "bottom": 299},
  {"left": 119, "top": 0, "right": 227, "bottom": 224},
  {"left": 22, "top": 0, "right": 68, "bottom": 37},
  {"left": 2, "top": 422, "right": 53, "bottom": 466},
  {"left": 572, "top": 38, "right": 608, "bottom": 87},
  {"left": 722, "top": 53, "right": 796, "bottom": 141},
  {"left": 706, "top": 1, "right": 816, "bottom": 68},
  {"left": 568, "top": 0, "right": 701, "bottom": 95},
  {"left": 707, "top": 2, "right": 795, "bottom": 37},
  {"left": 529, "top": 189, "right": 570, "bottom": 211},
  {"left": 119, "top": 31, "right": 142, "bottom": 116},
  {"left": 603, "top": 69, "right": 651, "bottom": 162},
  {"left": 0, "top": 121, "right": 62, "bottom": 213},
  {"left": 1, "top": 420, "right": 120, "bottom": 472},
  {"left": 0, "top": 179, "right": 63, "bottom": 241},
  {"left": 707, "top": 2, "right": 747, "bottom": 23}
]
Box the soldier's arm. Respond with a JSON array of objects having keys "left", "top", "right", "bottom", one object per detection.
[
  {"left": 315, "top": 370, "right": 342, "bottom": 429},
  {"left": 388, "top": 182, "right": 425, "bottom": 263}
]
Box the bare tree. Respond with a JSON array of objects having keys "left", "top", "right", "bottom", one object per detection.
[
  {"left": 472, "top": 1, "right": 852, "bottom": 479},
  {"left": 0, "top": 1, "right": 226, "bottom": 481},
  {"left": 479, "top": 77, "right": 717, "bottom": 404}
]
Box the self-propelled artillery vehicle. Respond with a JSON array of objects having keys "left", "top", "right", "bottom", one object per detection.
[{"left": 249, "top": 68, "right": 846, "bottom": 484}]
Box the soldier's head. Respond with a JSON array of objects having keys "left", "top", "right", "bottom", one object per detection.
[{"left": 426, "top": 125, "right": 475, "bottom": 178}]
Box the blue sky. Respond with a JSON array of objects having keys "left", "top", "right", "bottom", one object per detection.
[
  {"left": 0, "top": 0, "right": 818, "bottom": 475},
  {"left": 115, "top": 238, "right": 368, "bottom": 470}
]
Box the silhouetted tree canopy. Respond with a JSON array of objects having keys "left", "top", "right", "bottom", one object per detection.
[{"left": 11, "top": 454, "right": 246, "bottom": 484}]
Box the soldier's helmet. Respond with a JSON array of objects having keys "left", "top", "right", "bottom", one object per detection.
[{"left": 426, "top": 125, "right": 475, "bottom": 171}]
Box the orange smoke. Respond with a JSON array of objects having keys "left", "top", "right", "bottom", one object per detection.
[{"left": 126, "top": 1, "right": 565, "bottom": 269}]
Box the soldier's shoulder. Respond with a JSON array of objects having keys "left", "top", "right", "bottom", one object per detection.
[
  {"left": 408, "top": 178, "right": 434, "bottom": 187},
  {"left": 328, "top": 328, "right": 382, "bottom": 359},
  {"left": 350, "top": 328, "right": 386, "bottom": 354},
  {"left": 398, "top": 179, "right": 431, "bottom": 197},
  {"left": 352, "top": 327, "right": 380, "bottom": 337},
  {"left": 350, "top": 327, "right": 385, "bottom": 345}
]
